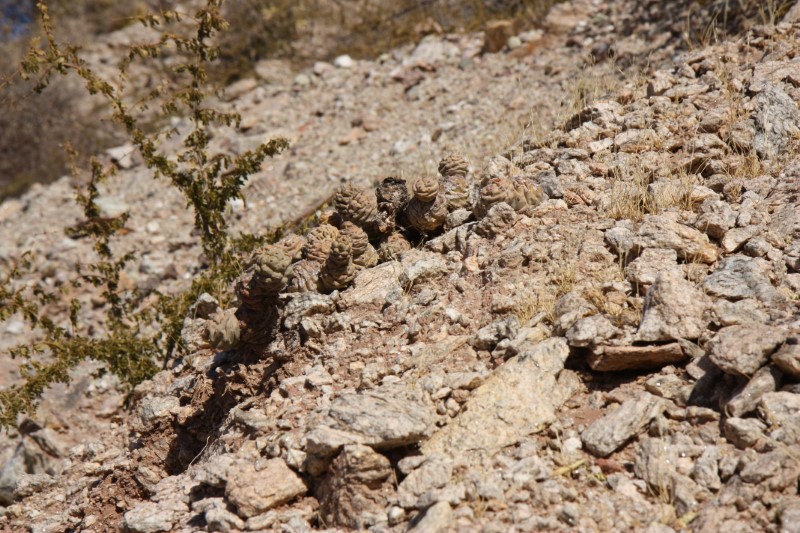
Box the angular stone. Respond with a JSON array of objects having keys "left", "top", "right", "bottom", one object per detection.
[
  {"left": 633, "top": 215, "right": 718, "bottom": 263},
  {"left": 339, "top": 261, "right": 403, "bottom": 309},
  {"left": 695, "top": 199, "right": 736, "bottom": 239},
  {"left": 703, "top": 256, "right": 782, "bottom": 305},
  {"left": 726, "top": 365, "right": 783, "bottom": 417},
  {"left": 759, "top": 392, "right": 800, "bottom": 426},
  {"left": 582, "top": 392, "right": 665, "bottom": 457},
  {"left": 722, "top": 417, "right": 767, "bottom": 449},
  {"left": 225, "top": 458, "right": 307, "bottom": 518},
  {"left": 396, "top": 455, "right": 454, "bottom": 509},
  {"left": 754, "top": 83, "right": 800, "bottom": 158},
  {"left": 407, "top": 501, "right": 453, "bottom": 533},
  {"left": 306, "top": 389, "right": 435, "bottom": 459},
  {"left": 712, "top": 299, "right": 769, "bottom": 326},
  {"left": 423, "top": 338, "right": 572, "bottom": 455},
  {"left": 691, "top": 446, "right": 721, "bottom": 491},
  {"left": 589, "top": 343, "right": 686, "bottom": 372},
  {"left": 316, "top": 445, "right": 393, "bottom": 529},
  {"left": 124, "top": 499, "right": 188, "bottom": 533},
  {"left": 772, "top": 340, "right": 800, "bottom": 379},
  {"left": 625, "top": 248, "right": 679, "bottom": 287},
  {"left": 708, "top": 324, "right": 787, "bottom": 376},
  {"left": 720, "top": 225, "right": 762, "bottom": 254},
  {"left": 566, "top": 314, "right": 619, "bottom": 348},
  {"left": 635, "top": 270, "right": 709, "bottom": 342}
]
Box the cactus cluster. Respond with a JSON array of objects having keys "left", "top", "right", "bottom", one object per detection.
[{"left": 218, "top": 153, "right": 544, "bottom": 351}]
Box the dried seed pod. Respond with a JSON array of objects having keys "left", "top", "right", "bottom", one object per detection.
[
  {"left": 438, "top": 153, "right": 469, "bottom": 178},
  {"left": 287, "top": 259, "right": 321, "bottom": 293},
  {"left": 376, "top": 177, "right": 409, "bottom": 215},
  {"left": 333, "top": 183, "right": 378, "bottom": 228},
  {"left": 353, "top": 244, "right": 379, "bottom": 268},
  {"left": 277, "top": 234, "right": 307, "bottom": 263},
  {"left": 319, "top": 238, "right": 357, "bottom": 293},
  {"left": 205, "top": 308, "right": 241, "bottom": 351},
  {"left": 306, "top": 224, "right": 340, "bottom": 262},
  {"left": 379, "top": 232, "right": 412, "bottom": 261},
  {"left": 406, "top": 194, "right": 448, "bottom": 233},
  {"left": 376, "top": 177, "right": 410, "bottom": 234},
  {"left": 412, "top": 175, "right": 440, "bottom": 202},
  {"left": 339, "top": 221, "right": 369, "bottom": 257}
]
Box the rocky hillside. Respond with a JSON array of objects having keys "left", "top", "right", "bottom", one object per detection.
[{"left": 2, "top": 0, "right": 800, "bottom": 531}]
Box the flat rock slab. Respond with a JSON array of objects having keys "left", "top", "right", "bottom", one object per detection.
[
  {"left": 305, "top": 390, "right": 435, "bottom": 458},
  {"left": 422, "top": 338, "right": 571, "bottom": 455},
  {"left": 589, "top": 342, "right": 686, "bottom": 371},
  {"left": 225, "top": 458, "right": 307, "bottom": 518},
  {"left": 582, "top": 392, "right": 666, "bottom": 457}
]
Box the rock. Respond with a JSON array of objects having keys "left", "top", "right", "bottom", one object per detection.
[
  {"left": 720, "top": 225, "right": 762, "bottom": 254},
  {"left": 722, "top": 417, "right": 767, "bottom": 449},
  {"left": 633, "top": 438, "right": 701, "bottom": 517},
  {"left": 645, "top": 373, "right": 688, "bottom": 401},
  {"left": 589, "top": 343, "right": 686, "bottom": 372},
  {"left": 712, "top": 299, "right": 769, "bottom": 326},
  {"left": 106, "top": 143, "right": 138, "bottom": 169},
  {"left": 316, "top": 445, "right": 393, "bottom": 529},
  {"left": 635, "top": 270, "right": 709, "bottom": 342},
  {"left": 703, "top": 256, "right": 782, "bottom": 305},
  {"left": 695, "top": 199, "right": 737, "bottom": 239},
  {"left": 339, "top": 261, "right": 403, "bottom": 309},
  {"left": 605, "top": 224, "right": 636, "bottom": 255},
  {"left": 726, "top": 365, "right": 783, "bottom": 417},
  {"left": 123, "top": 499, "right": 188, "bottom": 533},
  {"left": 396, "top": 455, "right": 453, "bottom": 509},
  {"left": 482, "top": 20, "right": 516, "bottom": 53},
  {"left": 779, "top": 500, "right": 800, "bottom": 532},
  {"left": 582, "top": 392, "right": 666, "bottom": 457},
  {"left": 772, "top": 340, "right": 800, "bottom": 379},
  {"left": 553, "top": 292, "right": 596, "bottom": 334},
  {"left": 333, "top": 54, "right": 354, "bottom": 68},
  {"left": 759, "top": 392, "right": 800, "bottom": 426},
  {"left": 754, "top": 83, "right": 800, "bottom": 159},
  {"left": 624, "top": 248, "right": 679, "bottom": 287},
  {"left": 407, "top": 501, "right": 453, "bottom": 533},
  {"left": 472, "top": 316, "right": 520, "bottom": 351},
  {"left": 708, "top": 324, "right": 787, "bottom": 376},
  {"left": 400, "top": 250, "right": 448, "bottom": 287},
  {"left": 423, "top": 338, "right": 572, "bottom": 455},
  {"left": 633, "top": 214, "right": 717, "bottom": 264},
  {"left": 566, "top": 314, "right": 618, "bottom": 348},
  {"left": 691, "top": 446, "right": 721, "bottom": 491},
  {"left": 305, "top": 389, "right": 435, "bottom": 460},
  {"left": 225, "top": 458, "right": 307, "bottom": 518},
  {"left": 740, "top": 449, "right": 799, "bottom": 489}
]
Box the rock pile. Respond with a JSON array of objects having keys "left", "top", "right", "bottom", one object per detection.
[{"left": 2, "top": 0, "right": 800, "bottom": 531}]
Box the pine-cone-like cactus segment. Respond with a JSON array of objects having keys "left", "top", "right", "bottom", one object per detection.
[
  {"left": 340, "top": 221, "right": 370, "bottom": 257},
  {"left": 277, "top": 234, "right": 307, "bottom": 263},
  {"left": 205, "top": 308, "right": 241, "bottom": 351},
  {"left": 353, "top": 244, "right": 379, "bottom": 268},
  {"left": 438, "top": 153, "right": 469, "bottom": 178},
  {"left": 412, "top": 175, "right": 440, "bottom": 203},
  {"left": 378, "top": 232, "right": 412, "bottom": 261},
  {"left": 333, "top": 183, "right": 378, "bottom": 228},
  {"left": 319, "top": 238, "right": 357, "bottom": 293},
  {"left": 306, "top": 224, "right": 340, "bottom": 262},
  {"left": 286, "top": 259, "right": 321, "bottom": 293}
]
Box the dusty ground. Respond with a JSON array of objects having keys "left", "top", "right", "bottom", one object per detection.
[{"left": 2, "top": 0, "right": 800, "bottom": 531}]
